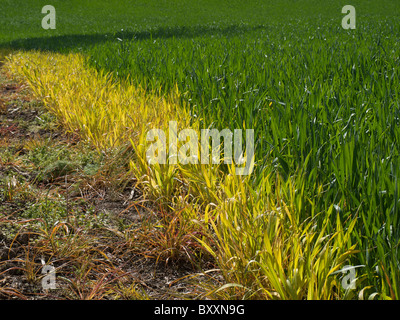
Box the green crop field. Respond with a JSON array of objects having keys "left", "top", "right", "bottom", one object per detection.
[{"left": 1, "top": 0, "right": 400, "bottom": 300}]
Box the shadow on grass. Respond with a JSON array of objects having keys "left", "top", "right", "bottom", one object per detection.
[{"left": 0, "top": 24, "right": 267, "bottom": 52}]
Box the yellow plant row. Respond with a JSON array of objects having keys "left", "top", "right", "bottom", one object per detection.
[{"left": 7, "top": 51, "right": 191, "bottom": 150}]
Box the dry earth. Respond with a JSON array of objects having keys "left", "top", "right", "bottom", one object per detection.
[{"left": 0, "top": 64, "right": 215, "bottom": 300}]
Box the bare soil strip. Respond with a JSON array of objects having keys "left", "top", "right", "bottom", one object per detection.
[{"left": 0, "top": 65, "right": 209, "bottom": 300}]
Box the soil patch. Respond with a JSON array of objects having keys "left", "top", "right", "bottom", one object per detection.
[{"left": 0, "top": 65, "right": 211, "bottom": 300}]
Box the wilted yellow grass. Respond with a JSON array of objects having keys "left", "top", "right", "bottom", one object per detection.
[
  {"left": 6, "top": 51, "right": 205, "bottom": 204},
  {"left": 6, "top": 51, "right": 191, "bottom": 151}
]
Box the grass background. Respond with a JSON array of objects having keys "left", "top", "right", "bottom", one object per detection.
[
  {"left": 1, "top": 0, "right": 400, "bottom": 299},
  {"left": 0, "top": 0, "right": 398, "bottom": 45}
]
